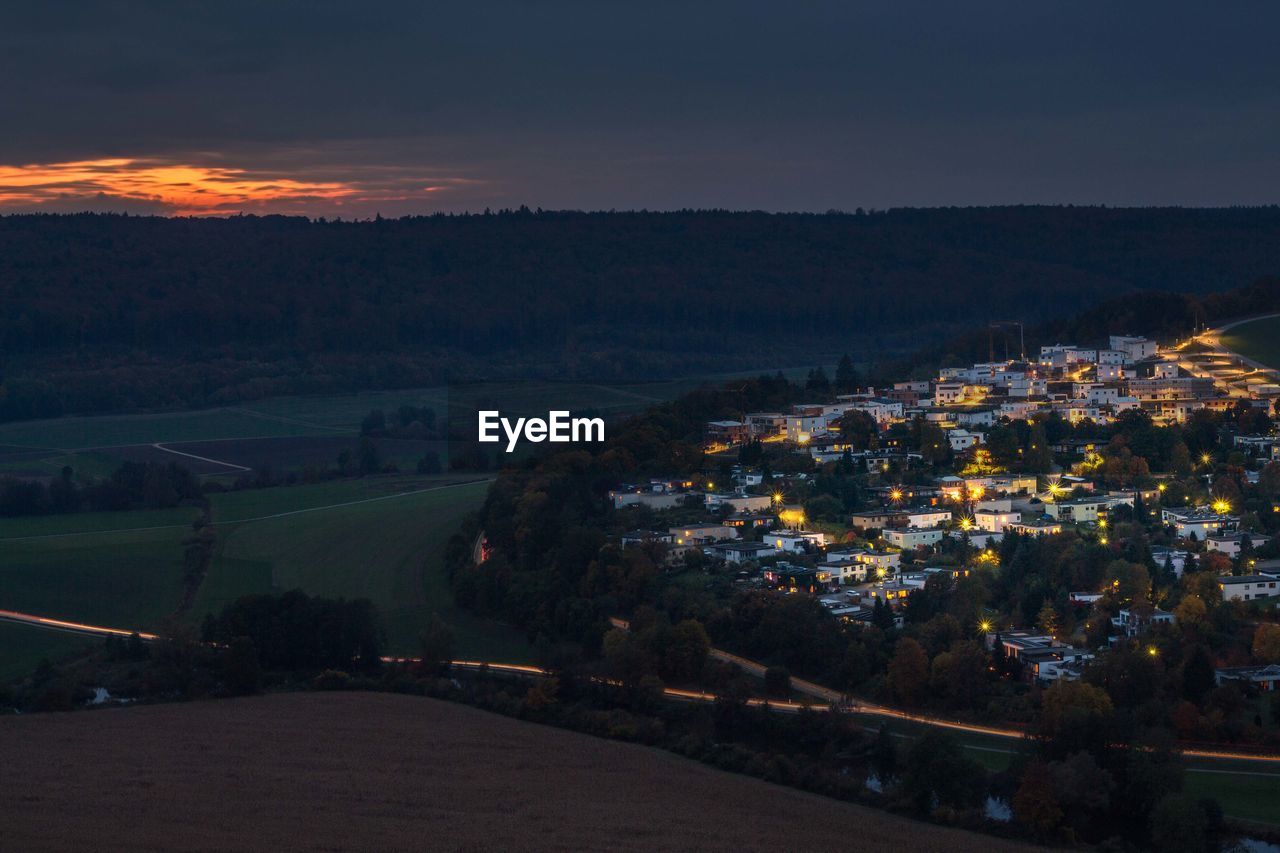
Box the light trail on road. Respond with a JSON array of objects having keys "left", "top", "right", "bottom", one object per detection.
[{"left": 6, "top": 607, "right": 1280, "bottom": 766}]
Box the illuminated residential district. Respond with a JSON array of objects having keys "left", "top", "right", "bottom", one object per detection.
[{"left": 612, "top": 331, "right": 1280, "bottom": 692}]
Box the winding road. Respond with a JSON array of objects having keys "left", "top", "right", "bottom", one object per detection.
[{"left": 5, "top": 606, "right": 1278, "bottom": 767}]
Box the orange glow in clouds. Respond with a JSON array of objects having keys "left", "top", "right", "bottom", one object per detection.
[{"left": 0, "top": 157, "right": 459, "bottom": 215}]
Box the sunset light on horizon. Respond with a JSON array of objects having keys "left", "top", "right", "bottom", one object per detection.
[{"left": 0, "top": 156, "right": 477, "bottom": 216}]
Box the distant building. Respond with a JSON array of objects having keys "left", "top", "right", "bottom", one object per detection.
[{"left": 1214, "top": 664, "right": 1280, "bottom": 692}]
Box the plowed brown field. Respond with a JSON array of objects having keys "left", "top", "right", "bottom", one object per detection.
[{"left": 0, "top": 692, "right": 1032, "bottom": 852}]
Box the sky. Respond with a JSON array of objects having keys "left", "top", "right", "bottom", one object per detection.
[{"left": 3, "top": 1, "right": 1278, "bottom": 216}]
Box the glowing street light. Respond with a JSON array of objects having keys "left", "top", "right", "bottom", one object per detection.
[
  {"left": 889, "top": 488, "right": 904, "bottom": 503},
  {"left": 979, "top": 620, "right": 992, "bottom": 633},
  {"left": 1212, "top": 498, "right": 1231, "bottom": 515},
  {"left": 1201, "top": 452, "right": 1212, "bottom": 466}
]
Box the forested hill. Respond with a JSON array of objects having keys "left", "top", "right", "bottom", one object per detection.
[{"left": 2, "top": 207, "right": 1280, "bottom": 419}]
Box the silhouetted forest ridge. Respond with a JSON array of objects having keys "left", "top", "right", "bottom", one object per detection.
[{"left": 2, "top": 207, "right": 1280, "bottom": 421}]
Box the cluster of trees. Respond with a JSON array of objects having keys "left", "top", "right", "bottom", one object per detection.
[
  {"left": 0, "top": 461, "right": 201, "bottom": 517},
  {"left": 6, "top": 209, "right": 1280, "bottom": 421},
  {"left": 200, "top": 590, "right": 385, "bottom": 673},
  {"left": 359, "top": 406, "right": 439, "bottom": 439}
]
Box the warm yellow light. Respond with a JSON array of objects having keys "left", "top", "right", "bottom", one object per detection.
[
  {"left": 1157, "top": 483, "right": 1167, "bottom": 492},
  {"left": 979, "top": 620, "right": 992, "bottom": 633},
  {"left": 1212, "top": 499, "right": 1231, "bottom": 515},
  {"left": 1099, "top": 536, "right": 1108, "bottom": 544},
  {"left": 959, "top": 517, "right": 973, "bottom": 532},
  {"left": 1201, "top": 453, "right": 1212, "bottom": 465},
  {"left": 1097, "top": 518, "right": 1107, "bottom": 530},
  {"left": 1146, "top": 646, "right": 1159, "bottom": 658},
  {"left": 876, "top": 567, "right": 887, "bottom": 579},
  {"left": 889, "top": 488, "right": 903, "bottom": 502},
  {"left": 772, "top": 492, "right": 784, "bottom": 504}
]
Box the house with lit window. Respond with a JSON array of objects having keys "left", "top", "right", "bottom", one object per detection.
[
  {"left": 767, "top": 529, "right": 827, "bottom": 553},
  {"left": 849, "top": 509, "right": 901, "bottom": 531},
  {"left": 1214, "top": 664, "right": 1280, "bottom": 692},
  {"left": 668, "top": 524, "right": 738, "bottom": 546},
  {"left": 1162, "top": 508, "right": 1238, "bottom": 541},
  {"left": 1111, "top": 607, "right": 1175, "bottom": 637},
  {"left": 975, "top": 507, "right": 1019, "bottom": 532},
  {"left": 709, "top": 541, "right": 780, "bottom": 564},
  {"left": 1008, "top": 518, "right": 1063, "bottom": 536},
  {"left": 882, "top": 527, "right": 945, "bottom": 549},
  {"left": 901, "top": 508, "right": 952, "bottom": 528},
  {"left": 1218, "top": 574, "right": 1280, "bottom": 603},
  {"left": 1206, "top": 532, "right": 1271, "bottom": 558}
]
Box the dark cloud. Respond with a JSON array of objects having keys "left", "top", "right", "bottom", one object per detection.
[{"left": 3, "top": 1, "right": 1278, "bottom": 213}]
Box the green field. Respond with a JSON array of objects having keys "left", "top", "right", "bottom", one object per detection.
[
  {"left": 197, "top": 477, "right": 525, "bottom": 659},
  {"left": 0, "top": 472, "right": 532, "bottom": 682},
  {"left": 0, "top": 622, "right": 97, "bottom": 683},
  {"left": 0, "top": 525, "right": 191, "bottom": 627},
  {"left": 1185, "top": 764, "right": 1280, "bottom": 827},
  {"left": 1220, "top": 315, "right": 1280, "bottom": 371}
]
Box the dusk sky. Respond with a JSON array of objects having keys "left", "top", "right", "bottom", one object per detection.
[{"left": 4, "top": 1, "right": 1278, "bottom": 217}]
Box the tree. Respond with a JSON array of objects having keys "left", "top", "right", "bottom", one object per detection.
[
  {"left": 764, "top": 665, "right": 791, "bottom": 698},
  {"left": 886, "top": 637, "right": 929, "bottom": 706},
  {"left": 837, "top": 410, "right": 878, "bottom": 450},
  {"left": 1012, "top": 761, "right": 1063, "bottom": 838},
  {"left": 221, "top": 636, "right": 262, "bottom": 695},
  {"left": 1035, "top": 600, "right": 1060, "bottom": 637},
  {"left": 1025, "top": 421, "right": 1053, "bottom": 473},
  {"left": 1038, "top": 680, "right": 1113, "bottom": 757},
  {"left": 1173, "top": 594, "right": 1207, "bottom": 627},
  {"left": 419, "top": 615, "right": 455, "bottom": 675},
  {"left": 835, "top": 353, "right": 860, "bottom": 393},
  {"left": 1253, "top": 623, "right": 1280, "bottom": 664},
  {"left": 897, "top": 730, "right": 983, "bottom": 814},
  {"left": 1149, "top": 794, "right": 1209, "bottom": 853},
  {"left": 358, "top": 436, "right": 382, "bottom": 475},
  {"left": 805, "top": 366, "right": 831, "bottom": 394},
  {"left": 1181, "top": 645, "right": 1216, "bottom": 703}
]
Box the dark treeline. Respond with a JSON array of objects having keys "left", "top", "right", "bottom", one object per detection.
[
  {"left": 4, "top": 207, "right": 1280, "bottom": 421},
  {"left": 0, "top": 461, "right": 201, "bottom": 516}
]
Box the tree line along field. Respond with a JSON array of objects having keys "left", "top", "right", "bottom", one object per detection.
[{"left": 1219, "top": 314, "right": 1280, "bottom": 371}]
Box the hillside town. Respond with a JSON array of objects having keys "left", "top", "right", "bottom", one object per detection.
[{"left": 610, "top": 334, "right": 1280, "bottom": 696}]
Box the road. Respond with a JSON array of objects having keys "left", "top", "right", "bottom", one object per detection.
[
  {"left": 1171, "top": 313, "right": 1280, "bottom": 399},
  {"left": 7, "top": 606, "right": 1270, "bottom": 766}
]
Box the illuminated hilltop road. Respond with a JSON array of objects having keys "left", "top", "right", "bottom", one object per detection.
[
  {"left": 1174, "top": 312, "right": 1280, "bottom": 398},
  {"left": 5, "top": 607, "right": 1280, "bottom": 766}
]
